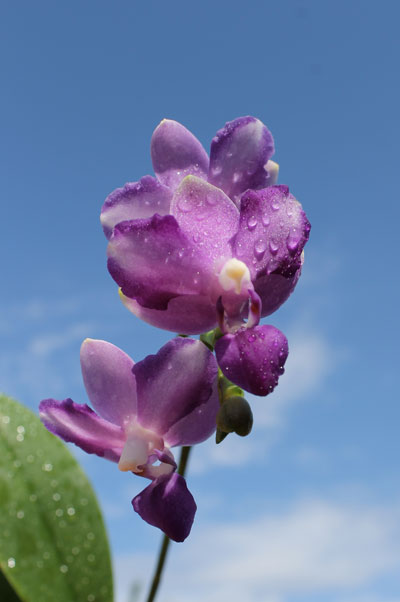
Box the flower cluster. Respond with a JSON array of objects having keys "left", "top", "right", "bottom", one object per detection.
[
  {"left": 102, "top": 116, "right": 310, "bottom": 395},
  {"left": 40, "top": 116, "right": 310, "bottom": 541}
]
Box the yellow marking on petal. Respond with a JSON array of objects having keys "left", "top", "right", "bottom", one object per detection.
[{"left": 219, "top": 258, "right": 251, "bottom": 294}]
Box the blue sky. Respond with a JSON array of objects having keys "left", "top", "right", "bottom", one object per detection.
[{"left": 1, "top": 1, "right": 400, "bottom": 601}]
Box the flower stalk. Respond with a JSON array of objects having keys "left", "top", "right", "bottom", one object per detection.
[{"left": 145, "top": 446, "right": 192, "bottom": 602}]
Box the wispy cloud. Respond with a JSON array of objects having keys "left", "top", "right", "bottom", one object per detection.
[
  {"left": 27, "top": 321, "right": 95, "bottom": 357},
  {"left": 114, "top": 497, "right": 400, "bottom": 602}
]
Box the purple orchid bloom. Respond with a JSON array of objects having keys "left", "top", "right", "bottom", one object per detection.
[
  {"left": 39, "top": 337, "right": 219, "bottom": 542},
  {"left": 101, "top": 117, "right": 310, "bottom": 395}
]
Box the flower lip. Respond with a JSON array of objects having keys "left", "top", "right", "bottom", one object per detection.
[
  {"left": 218, "top": 258, "right": 251, "bottom": 295},
  {"left": 118, "top": 422, "right": 164, "bottom": 473}
]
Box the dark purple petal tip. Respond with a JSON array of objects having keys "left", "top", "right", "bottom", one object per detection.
[
  {"left": 215, "top": 324, "right": 289, "bottom": 396},
  {"left": 209, "top": 116, "right": 275, "bottom": 203},
  {"left": 132, "top": 473, "right": 197, "bottom": 542},
  {"left": 101, "top": 176, "right": 172, "bottom": 239}
]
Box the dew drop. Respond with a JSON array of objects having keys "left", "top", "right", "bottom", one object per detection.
[
  {"left": 262, "top": 214, "right": 270, "bottom": 227},
  {"left": 269, "top": 241, "right": 279, "bottom": 255},
  {"left": 53, "top": 492, "right": 61, "bottom": 501},
  {"left": 247, "top": 215, "right": 257, "bottom": 230},
  {"left": 233, "top": 172, "right": 242, "bottom": 183},
  {"left": 2, "top": 416, "right": 10, "bottom": 424},
  {"left": 254, "top": 239, "right": 267, "bottom": 257},
  {"left": 55, "top": 508, "right": 63, "bottom": 517},
  {"left": 17, "top": 425, "right": 25, "bottom": 434},
  {"left": 7, "top": 558, "right": 16, "bottom": 568},
  {"left": 271, "top": 199, "right": 280, "bottom": 211},
  {"left": 67, "top": 507, "right": 75, "bottom": 516},
  {"left": 178, "top": 198, "right": 192, "bottom": 213},
  {"left": 42, "top": 463, "right": 53, "bottom": 472},
  {"left": 17, "top": 510, "right": 24, "bottom": 519},
  {"left": 212, "top": 164, "right": 222, "bottom": 176},
  {"left": 60, "top": 564, "right": 68, "bottom": 573}
]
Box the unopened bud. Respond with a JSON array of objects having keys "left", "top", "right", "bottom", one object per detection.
[{"left": 216, "top": 396, "right": 253, "bottom": 437}]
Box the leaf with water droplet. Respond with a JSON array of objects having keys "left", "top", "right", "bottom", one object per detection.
[{"left": 0, "top": 394, "right": 113, "bottom": 602}]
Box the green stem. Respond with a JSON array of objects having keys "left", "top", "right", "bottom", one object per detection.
[{"left": 144, "top": 446, "right": 192, "bottom": 602}]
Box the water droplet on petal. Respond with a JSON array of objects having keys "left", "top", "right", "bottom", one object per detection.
[
  {"left": 178, "top": 198, "right": 192, "bottom": 213},
  {"left": 269, "top": 241, "right": 279, "bottom": 255},
  {"left": 247, "top": 215, "right": 257, "bottom": 230},
  {"left": 254, "top": 239, "right": 267, "bottom": 258},
  {"left": 262, "top": 214, "right": 270, "bottom": 226},
  {"left": 271, "top": 199, "right": 280, "bottom": 211}
]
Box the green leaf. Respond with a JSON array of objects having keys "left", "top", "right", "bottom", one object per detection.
[{"left": 0, "top": 394, "right": 113, "bottom": 602}]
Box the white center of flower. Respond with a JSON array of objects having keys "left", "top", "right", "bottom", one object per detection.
[
  {"left": 218, "top": 258, "right": 251, "bottom": 295},
  {"left": 118, "top": 423, "right": 163, "bottom": 473}
]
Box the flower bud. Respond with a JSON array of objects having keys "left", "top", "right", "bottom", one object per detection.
[{"left": 216, "top": 396, "right": 253, "bottom": 438}]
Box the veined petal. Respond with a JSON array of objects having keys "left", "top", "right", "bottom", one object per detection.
[
  {"left": 133, "top": 338, "right": 218, "bottom": 440},
  {"left": 215, "top": 325, "right": 289, "bottom": 396},
  {"left": 232, "top": 186, "right": 311, "bottom": 280},
  {"left": 132, "top": 472, "right": 196, "bottom": 542},
  {"left": 254, "top": 267, "right": 302, "bottom": 317},
  {"left": 151, "top": 119, "right": 209, "bottom": 191},
  {"left": 39, "top": 399, "right": 125, "bottom": 462},
  {"left": 171, "top": 175, "right": 239, "bottom": 270},
  {"left": 120, "top": 291, "right": 217, "bottom": 335},
  {"left": 163, "top": 378, "right": 219, "bottom": 447},
  {"left": 101, "top": 176, "right": 172, "bottom": 239},
  {"left": 107, "top": 214, "right": 212, "bottom": 310},
  {"left": 209, "top": 116, "right": 275, "bottom": 204},
  {"left": 80, "top": 339, "right": 137, "bottom": 426}
]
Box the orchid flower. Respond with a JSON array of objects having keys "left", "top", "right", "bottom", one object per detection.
[
  {"left": 39, "top": 337, "right": 219, "bottom": 542},
  {"left": 100, "top": 116, "right": 310, "bottom": 395}
]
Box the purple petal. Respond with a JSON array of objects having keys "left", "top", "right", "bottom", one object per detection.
[
  {"left": 133, "top": 338, "right": 218, "bottom": 442},
  {"left": 132, "top": 472, "right": 196, "bottom": 542},
  {"left": 163, "top": 378, "right": 219, "bottom": 447},
  {"left": 254, "top": 267, "right": 302, "bottom": 317},
  {"left": 80, "top": 339, "right": 137, "bottom": 426},
  {"left": 101, "top": 176, "right": 172, "bottom": 239},
  {"left": 171, "top": 175, "right": 239, "bottom": 269},
  {"left": 215, "top": 325, "right": 289, "bottom": 396},
  {"left": 151, "top": 119, "right": 209, "bottom": 191},
  {"left": 39, "top": 399, "right": 125, "bottom": 462},
  {"left": 107, "top": 214, "right": 212, "bottom": 310},
  {"left": 209, "top": 116, "right": 275, "bottom": 204},
  {"left": 232, "top": 185, "right": 311, "bottom": 280},
  {"left": 120, "top": 291, "right": 217, "bottom": 335}
]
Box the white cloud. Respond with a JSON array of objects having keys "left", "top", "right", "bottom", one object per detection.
[
  {"left": 114, "top": 497, "right": 400, "bottom": 602},
  {"left": 27, "top": 321, "right": 95, "bottom": 357}
]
